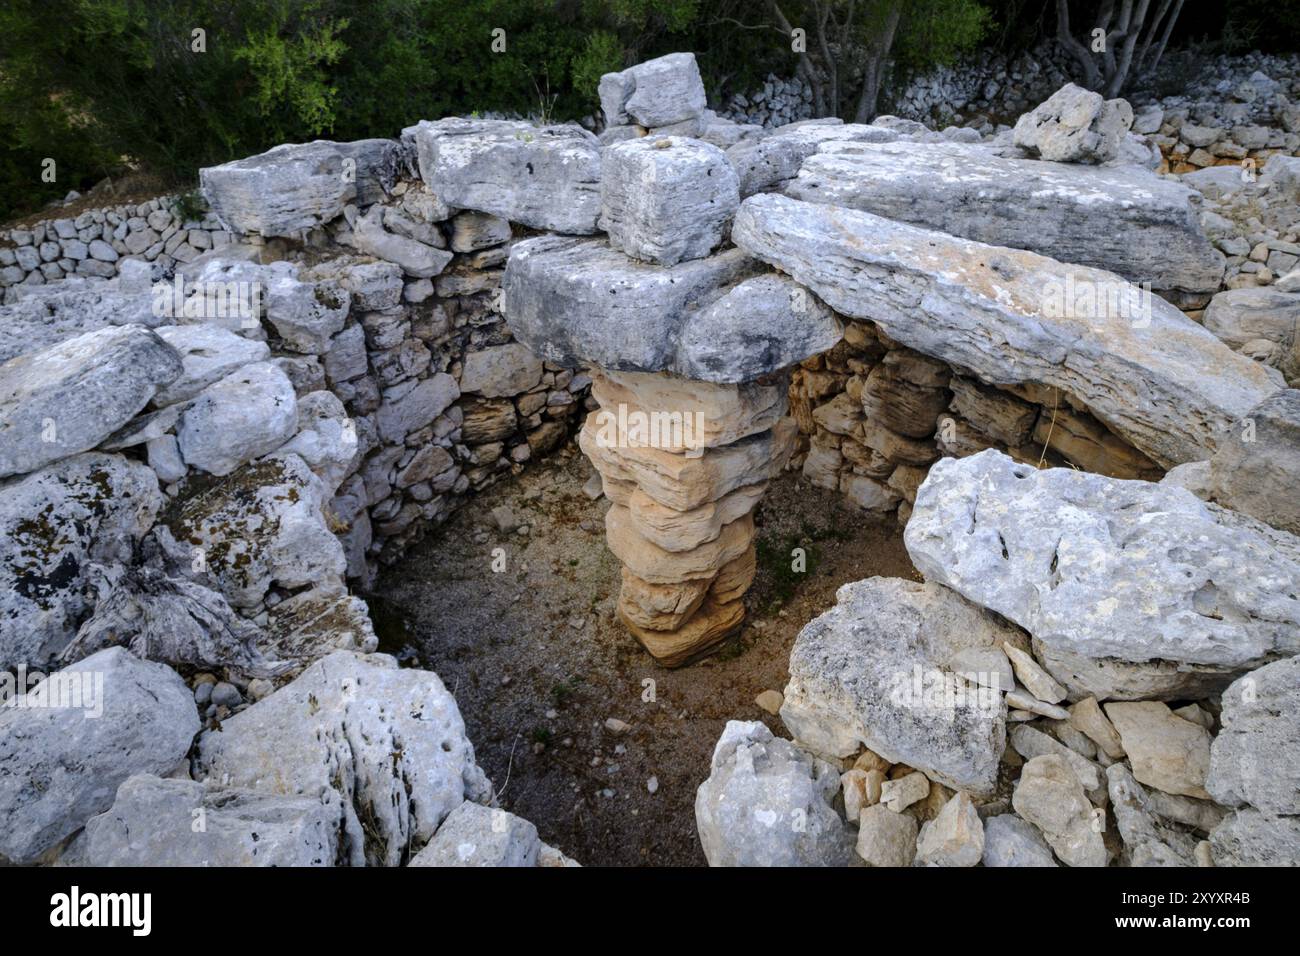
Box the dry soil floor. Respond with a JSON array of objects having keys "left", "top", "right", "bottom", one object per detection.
[{"left": 374, "top": 442, "right": 919, "bottom": 866}]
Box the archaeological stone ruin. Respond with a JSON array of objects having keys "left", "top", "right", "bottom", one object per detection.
[{"left": 2, "top": 48, "right": 1299, "bottom": 871}]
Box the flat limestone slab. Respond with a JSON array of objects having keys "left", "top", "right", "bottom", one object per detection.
[
  {"left": 787, "top": 140, "right": 1223, "bottom": 294},
  {"left": 733, "top": 193, "right": 1278, "bottom": 467}
]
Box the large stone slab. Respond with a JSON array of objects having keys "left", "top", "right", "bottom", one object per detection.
[
  {"left": 200, "top": 141, "right": 356, "bottom": 237},
  {"left": 0, "top": 272, "right": 161, "bottom": 364},
  {"left": 781, "top": 577, "right": 1026, "bottom": 795},
  {"left": 1, "top": 453, "right": 163, "bottom": 668},
  {"left": 412, "top": 118, "right": 601, "bottom": 234},
  {"left": 0, "top": 324, "right": 182, "bottom": 478},
  {"left": 196, "top": 651, "right": 491, "bottom": 867},
  {"left": 504, "top": 237, "right": 839, "bottom": 382},
  {"left": 0, "top": 648, "right": 198, "bottom": 864},
  {"left": 905, "top": 450, "right": 1300, "bottom": 688},
  {"left": 733, "top": 193, "right": 1277, "bottom": 466},
  {"left": 694, "top": 720, "right": 856, "bottom": 867},
  {"left": 786, "top": 139, "right": 1223, "bottom": 294},
  {"left": 84, "top": 774, "right": 340, "bottom": 866}
]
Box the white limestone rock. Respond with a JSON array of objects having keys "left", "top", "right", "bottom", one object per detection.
[
  {"left": 1011, "top": 754, "right": 1108, "bottom": 867},
  {"left": 1, "top": 453, "right": 162, "bottom": 668},
  {"left": 408, "top": 801, "right": 539, "bottom": 867},
  {"left": 1209, "top": 389, "right": 1300, "bottom": 537},
  {"left": 412, "top": 118, "right": 602, "bottom": 234},
  {"left": 1203, "top": 287, "right": 1300, "bottom": 351},
  {"left": 0, "top": 324, "right": 182, "bottom": 478},
  {"left": 915, "top": 791, "right": 984, "bottom": 867},
  {"left": 1207, "top": 657, "right": 1300, "bottom": 816},
  {"left": 727, "top": 122, "right": 897, "bottom": 197},
  {"left": 599, "top": 52, "right": 706, "bottom": 129},
  {"left": 196, "top": 651, "right": 491, "bottom": 867},
  {"left": 263, "top": 269, "right": 352, "bottom": 354},
  {"left": 694, "top": 720, "right": 856, "bottom": 867},
  {"left": 905, "top": 451, "right": 1300, "bottom": 692},
  {"left": 176, "top": 362, "right": 298, "bottom": 476},
  {"left": 787, "top": 139, "right": 1224, "bottom": 295},
  {"left": 1209, "top": 808, "right": 1300, "bottom": 866},
  {"left": 459, "top": 342, "right": 544, "bottom": 398},
  {"left": 733, "top": 193, "right": 1276, "bottom": 468},
  {"left": 1012, "top": 84, "right": 1134, "bottom": 164},
  {"left": 84, "top": 774, "right": 340, "bottom": 866},
  {"left": 152, "top": 324, "right": 271, "bottom": 406},
  {"left": 600, "top": 136, "right": 739, "bottom": 265},
  {"left": 780, "top": 577, "right": 1026, "bottom": 795},
  {"left": 0, "top": 648, "right": 198, "bottom": 864},
  {"left": 274, "top": 389, "right": 358, "bottom": 495},
  {"left": 350, "top": 205, "right": 453, "bottom": 278},
  {"left": 200, "top": 141, "right": 356, "bottom": 237},
  {"left": 982, "top": 813, "right": 1058, "bottom": 867}
]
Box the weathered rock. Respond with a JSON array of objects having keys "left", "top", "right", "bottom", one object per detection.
[
  {"left": 0, "top": 647, "right": 198, "bottom": 864},
  {"left": 196, "top": 651, "right": 491, "bottom": 867},
  {"left": 788, "top": 139, "right": 1222, "bottom": 294},
  {"left": 1012, "top": 754, "right": 1108, "bottom": 867},
  {"left": 733, "top": 194, "right": 1275, "bottom": 467},
  {"left": 351, "top": 206, "right": 453, "bottom": 278},
  {"left": 694, "top": 721, "right": 856, "bottom": 867},
  {"left": 408, "top": 801, "right": 539, "bottom": 867},
  {"left": 982, "top": 813, "right": 1058, "bottom": 867},
  {"left": 84, "top": 774, "right": 340, "bottom": 866},
  {"left": 1012, "top": 84, "right": 1133, "bottom": 164},
  {"left": 1203, "top": 287, "right": 1300, "bottom": 350},
  {"left": 781, "top": 577, "right": 1026, "bottom": 795},
  {"left": 1209, "top": 808, "right": 1300, "bottom": 866},
  {"left": 376, "top": 373, "right": 459, "bottom": 442},
  {"left": 176, "top": 362, "right": 298, "bottom": 476},
  {"left": 599, "top": 52, "right": 706, "bottom": 129},
  {"left": 412, "top": 118, "right": 601, "bottom": 234},
  {"left": 163, "top": 453, "right": 345, "bottom": 609},
  {"left": 1003, "top": 643, "right": 1068, "bottom": 704},
  {"left": 263, "top": 268, "right": 351, "bottom": 354},
  {"left": 1207, "top": 657, "right": 1300, "bottom": 816},
  {"left": 0, "top": 325, "right": 182, "bottom": 478},
  {"left": 1010, "top": 724, "right": 1103, "bottom": 792},
  {"left": 727, "top": 123, "right": 897, "bottom": 197},
  {"left": 1068, "top": 697, "right": 1126, "bottom": 760},
  {"left": 459, "top": 343, "right": 543, "bottom": 398},
  {"left": 915, "top": 791, "right": 984, "bottom": 867},
  {"left": 1106, "top": 762, "right": 1197, "bottom": 866},
  {"left": 855, "top": 803, "right": 919, "bottom": 867},
  {"left": 1209, "top": 389, "right": 1300, "bottom": 536},
  {"left": 262, "top": 585, "right": 379, "bottom": 665},
  {"left": 906, "top": 451, "right": 1300, "bottom": 687},
  {"left": 505, "top": 237, "right": 838, "bottom": 383},
  {"left": 200, "top": 141, "right": 355, "bottom": 236},
  {"left": 880, "top": 771, "right": 931, "bottom": 812},
  {"left": 600, "top": 136, "right": 739, "bottom": 265},
  {"left": 1, "top": 453, "right": 162, "bottom": 668},
  {"left": 152, "top": 324, "right": 271, "bottom": 406},
  {"left": 1105, "top": 702, "right": 1212, "bottom": 799}
]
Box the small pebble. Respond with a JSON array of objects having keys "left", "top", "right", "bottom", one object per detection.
[{"left": 646, "top": 776, "right": 659, "bottom": 794}]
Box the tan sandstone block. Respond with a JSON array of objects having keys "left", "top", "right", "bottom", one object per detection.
[
  {"left": 618, "top": 570, "right": 711, "bottom": 632},
  {"left": 605, "top": 505, "right": 755, "bottom": 584},
  {"left": 620, "top": 595, "right": 745, "bottom": 667},
  {"left": 621, "top": 482, "right": 766, "bottom": 553}
]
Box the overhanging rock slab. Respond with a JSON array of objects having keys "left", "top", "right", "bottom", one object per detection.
[
  {"left": 786, "top": 140, "right": 1224, "bottom": 294},
  {"left": 733, "top": 193, "right": 1278, "bottom": 467}
]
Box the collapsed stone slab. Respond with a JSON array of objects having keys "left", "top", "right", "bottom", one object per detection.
[
  {"left": 781, "top": 577, "right": 1026, "bottom": 795},
  {"left": 412, "top": 118, "right": 602, "bottom": 234},
  {"left": 0, "top": 324, "right": 183, "bottom": 478},
  {"left": 786, "top": 139, "right": 1224, "bottom": 294},
  {"left": 733, "top": 193, "right": 1277, "bottom": 467},
  {"left": 0, "top": 647, "right": 198, "bottom": 864},
  {"left": 905, "top": 450, "right": 1300, "bottom": 698}
]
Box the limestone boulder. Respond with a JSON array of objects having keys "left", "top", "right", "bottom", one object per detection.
[
  {"left": 1207, "top": 657, "right": 1300, "bottom": 816},
  {"left": 727, "top": 123, "right": 897, "bottom": 197},
  {"left": 734, "top": 194, "right": 1275, "bottom": 467},
  {"left": 787, "top": 139, "right": 1223, "bottom": 294},
  {"left": 982, "top": 814, "right": 1058, "bottom": 867},
  {"left": 1210, "top": 809, "right": 1300, "bottom": 866},
  {"left": 152, "top": 324, "right": 271, "bottom": 406},
  {"left": 459, "top": 343, "right": 543, "bottom": 398},
  {"left": 855, "top": 804, "right": 919, "bottom": 866},
  {"left": 599, "top": 52, "right": 706, "bottom": 129},
  {"left": 1106, "top": 762, "right": 1197, "bottom": 866},
  {"left": 1011, "top": 754, "right": 1108, "bottom": 867},
  {"left": 915, "top": 791, "right": 984, "bottom": 867},
  {"left": 905, "top": 451, "right": 1300, "bottom": 693},
  {"left": 1209, "top": 389, "right": 1300, "bottom": 536},
  {"left": 200, "top": 141, "right": 356, "bottom": 236},
  {"left": 1, "top": 453, "right": 162, "bottom": 668},
  {"left": 0, "top": 324, "right": 182, "bottom": 478},
  {"left": 781, "top": 577, "right": 1027, "bottom": 795},
  {"left": 1105, "top": 702, "right": 1212, "bottom": 799},
  {"left": 1012, "top": 84, "right": 1134, "bottom": 164},
  {"left": 274, "top": 389, "right": 358, "bottom": 495},
  {"left": 176, "top": 361, "right": 299, "bottom": 476},
  {"left": 412, "top": 118, "right": 601, "bottom": 234},
  {"left": 600, "top": 136, "right": 739, "bottom": 265},
  {"left": 263, "top": 268, "right": 351, "bottom": 354},
  {"left": 408, "top": 801, "right": 539, "bottom": 867},
  {"left": 694, "top": 721, "right": 857, "bottom": 867},
  {"left": 0, "top": 648, "right": 198, "bottom": 864},
  {"left": 196, "top": 651, "right": 492, "bottom": 867},
  {"left": 350, "top": 205, "right": 453, "bottom": 278},
  {"left": 161, "top": 453, "right": 345, "bottom": 610},
  {"left": 84, "top": 774, "right": 340, "bottom": 867},
  {"left": 1203, "top": 287, "right": 1300, "bottom": 351}
]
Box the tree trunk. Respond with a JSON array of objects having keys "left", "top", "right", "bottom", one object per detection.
[{"left": 853, "top": 1, "right": 902, "bottom": 122}]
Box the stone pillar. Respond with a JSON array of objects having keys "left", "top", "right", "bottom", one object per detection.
[{"left": 578, "top": 368, "right": 796, "bottom": 665}]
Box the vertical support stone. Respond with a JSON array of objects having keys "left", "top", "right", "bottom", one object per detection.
[{"left": 579, "top": 369, "right": 796, "bottom": 665}]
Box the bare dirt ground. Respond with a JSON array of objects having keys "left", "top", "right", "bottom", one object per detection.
[{"left": 373, "top": 441, "right": 919, "bottom": 867}]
